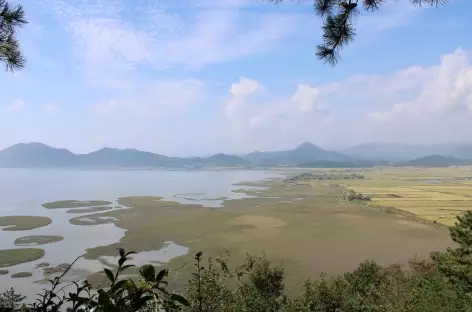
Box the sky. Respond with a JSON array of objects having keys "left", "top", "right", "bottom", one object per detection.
[{"left": 1, "top": 0, "right": 472, "bottom": 156}]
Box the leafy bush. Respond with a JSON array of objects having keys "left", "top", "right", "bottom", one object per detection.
[{"left": 3, "top": 248, "right": 189, "bottom": 312}]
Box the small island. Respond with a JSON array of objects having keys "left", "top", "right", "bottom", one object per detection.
[
  {"left": 0, "top": 248, "right": 45, "bottom": 268},
  {"left": 0, "top": 216, "right": 52, "bottom": 231},
  {"left": 42, "top": 200, "right": 112, "bottom": 209},
  {"left": 14, "top": 235, "right": 64, "bottom": 246},
  {"left": 11, "top": 272, "right": 33, "bottom": 278}
]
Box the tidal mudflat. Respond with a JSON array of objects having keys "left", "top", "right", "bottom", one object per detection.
[
  {"left": 0, "top": 168, "right": 281, "bottom": 298},
  {"left": 0, "top": 168, "right": 454, "bottom": 298},
  {"left": 78, "top": 178, "right": 451, "bottom": 292}
]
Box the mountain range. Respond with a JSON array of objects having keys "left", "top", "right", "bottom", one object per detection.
[
  {"left": 340, "top": 142, "right": 472, "bottom": 161},
  {"left": 1, "top": 142, "right": 472, "bottom": 168}
]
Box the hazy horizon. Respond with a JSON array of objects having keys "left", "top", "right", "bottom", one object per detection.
[
  {"left": 2, "top": 140, "right": 472, "bottom": 158},
  {"left": 2, "top": 0, "right": 471, "bottom": 156}
]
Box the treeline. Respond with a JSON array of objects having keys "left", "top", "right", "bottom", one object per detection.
[
  {"left": 287, "top": 172, "right": 364, "bottom": 182},
  {"left": 3, "top": 212, "right": 472, "bottom": 312}
]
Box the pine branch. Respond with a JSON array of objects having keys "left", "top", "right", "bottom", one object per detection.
[
  {"left": 264, "top": 0, "right": 450, "bottom": 66},
  {"left": 412, "top": 0, "right": 449, "bottom": 7},
  {"left": 362, "top": 0, "right": 386, "bottom": 12},
  {"left": 314, "top": 0, "right": 337, "bottom": 16},
  {"left": 316, "top": 1, "right": 358, "bottom": 66},
  {"left": 0, "top": 33, "right": 25, "bottom": 72},
  {"left": 0, "top": 0, "right": 27, "bottom": 73}
]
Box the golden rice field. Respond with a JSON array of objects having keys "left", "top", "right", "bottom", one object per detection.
[{"left": 312, "top": 167, "right": 472, "bottom": 226}]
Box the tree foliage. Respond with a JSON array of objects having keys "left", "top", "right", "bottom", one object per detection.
[
  {"left": 266, "top": 0, "right": 449, "bottom": 65},
  {"left": 434, "top": 211, "right": 472, "bottom": 294},
  {"left": 0, "top": 287, "right": 25, "bottom": 311},
  {"left": 0, "top": 0, "right": 27, "bottom": 72}
]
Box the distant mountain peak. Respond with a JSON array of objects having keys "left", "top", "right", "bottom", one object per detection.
[
  {"left": 295, "top": 142, "right": 321, "bottom": 151},
  {"left": 295, "top": 142, "right": 318, "bottom": 150},
  {"left": 2, "top": 142, "right": 73, "bottom": 154},
  {"left": 0, "top": 142, "right": 249, "bottom": 168},
  {"left": 9, "top": 142, "right": 51, "bottom": 149}
]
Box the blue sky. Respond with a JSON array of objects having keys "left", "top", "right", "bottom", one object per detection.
[{"left": 1, "top": 0, "right": 471, "bottom": 156}]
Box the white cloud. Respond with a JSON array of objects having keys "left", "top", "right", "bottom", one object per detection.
[
  {"left": 292, "top": 84, "right": 321, "bottom": 112},
  {"left": 370, "top": 48, "right": 472, "bottom": 122},
  {"left": 222, "top": 79, "right": 333, "bottom": 152},
  {"left": 226, "top": 77, "right": 263, "bottom": 116},
  {"left": 219, "top": 48, "right": 472, "bottom": 152},
  {"left": 9, "top": 99, "right": 25, "bottom": 111},
  {"left": 40, "top": 0, "right": 302, "bottom": 87}
]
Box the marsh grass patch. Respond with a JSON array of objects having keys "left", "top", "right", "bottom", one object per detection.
[
  {"left": 0, "top": 216, "right": 51, "bottom": 231},
  {"left": 0, "top": 248, "right": 45, "bottom": 268},
  {"left": 14, "top": 235, "right": 64, "bottom": 246},
  {"left": 117, "top": 196, "right": 163, "bottom": 207},
  {"left": 66, "top": 206, "right": 112, "bottom": 214},
  {"left": 42, "top": 200, "right": 112, "bottom": 209},
  {"left": 68, "top": 175, "right": 453, "bottom": 291},
  {"left": 11, "top": 272, "right": 32, "bottom": 278}
]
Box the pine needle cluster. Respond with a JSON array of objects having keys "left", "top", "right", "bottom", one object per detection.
[
  {"left": 0, "top": 0, "right": 27, "bottom": 72},
  {"left": 266, "top": 0, "right": 449, "bottom": 65}
]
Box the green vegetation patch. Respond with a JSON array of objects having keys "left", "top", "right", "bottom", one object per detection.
[
  {"left": 0, "top": 216, "right": 51, "bottom": 231},
  {"left": 42, "top": 200, "right": 112, "bottom": 209},
  {"left": 0, "top": 269, "right": 8, "bottom": 275},
  {"left": 66, "top": 206, "right": 112, "bottom": 214},
  {"left": 14, "top": 235, "right": 63, "bottom": 246},
  {"left": 117, "top": 196, "right": 163, "bottom": 208},
  {"left": 0, "top": 248, "right": 45, "bottom": 268},
  {"left": 11, "top": 272, "right": 32, "bottom": 278},
  {"left": 69, "top": 215, "right": 119, "bottom": 226}
]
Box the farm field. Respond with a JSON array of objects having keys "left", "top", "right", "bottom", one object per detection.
[{"left": 318, "top": 167, "right": 472, "bottom": 226}]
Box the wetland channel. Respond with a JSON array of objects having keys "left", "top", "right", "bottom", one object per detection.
[{"left": 0, "top": 168, "right": 451, "bottom": 299}]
